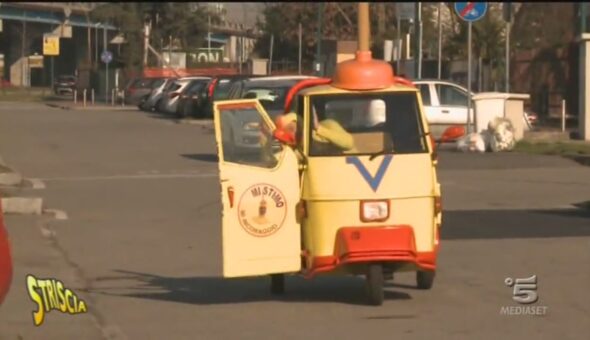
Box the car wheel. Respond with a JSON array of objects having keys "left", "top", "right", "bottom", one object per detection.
[
  {"left": 416, "top": 270, "right": 435, "bottom": 290},
  {"left": 270, "top": 274, "right": 285, "bottom": 295},
  {"left": 365, "top": 264, "right": 384, "bottom": 306}
]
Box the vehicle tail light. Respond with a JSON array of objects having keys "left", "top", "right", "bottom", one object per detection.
[
  {"left": 360, "top": 200, "right": 389, "bottom": 222},
  {"left": 434, "top": 196, "right": 442, "bottom": 216},
  {"left": 170, "top": 92, "right": 180, "bottom": 99},
  {"left": 208, "top": 78, "right": 218, "bottom": 98}
]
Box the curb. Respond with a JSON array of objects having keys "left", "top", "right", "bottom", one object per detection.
[
  {"left": 0, "top": 172, "right": 23, "bottom": 186},
  {"left": 1, "top": 197, "right": 43, "bottom": 215}
]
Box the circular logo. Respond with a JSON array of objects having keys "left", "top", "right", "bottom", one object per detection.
[{"left": 237, "top": 183, "right": 288, "bottom": 237}]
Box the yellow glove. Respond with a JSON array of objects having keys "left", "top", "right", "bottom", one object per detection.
[{"left": 312, "top": 119, "right": 355, "bottom": 151}]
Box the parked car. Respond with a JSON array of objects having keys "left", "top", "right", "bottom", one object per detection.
[
  {"left": 200, "top": 75, "right": 260, "bottom": 118},
  {"left": 222, "top": 75, "right": 316, "bottom": 155},
  {"left": 156, "top": 76, "right": 211, "bottom": 115},
  {"left": 413, "top": 79, "right": 537, "bottom": 140},
  {"left": 226, "top": 75, "right": 316, "bottom": 118},
  {"left": 140, "top": 77, "right": 177, "bottom": 112},
  {"left": 124, "top": 77, "right": 166, "bottom": 106},
  {"left": 53, "top": 75, "right": 77, "bottom": 95},
  {"left": 175, "top": 78, "right": 212, "bottom": 118}
]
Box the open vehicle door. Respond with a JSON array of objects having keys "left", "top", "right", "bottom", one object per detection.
[{"left": 213, "top": 99, "right": 301, "bottom": 278}]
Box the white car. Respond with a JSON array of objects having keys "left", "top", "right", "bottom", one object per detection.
[{"left": 413, "top": 79, "right": 536, "bottom": 140}]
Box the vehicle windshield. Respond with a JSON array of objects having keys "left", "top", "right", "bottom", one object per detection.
[{"left": 308, "top": 92, "right": 428, "bottom": 157}]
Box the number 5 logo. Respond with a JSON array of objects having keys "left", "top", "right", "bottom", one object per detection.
[{"left": 505, "top": 275, "right": 538, "bottom": 304}]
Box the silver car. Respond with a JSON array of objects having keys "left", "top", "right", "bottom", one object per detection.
[
  {"left": 140, "top": 78, "right": 177, "bottom": 112},
  {"left": 156, "top": 76, "right": 211, "bottom": 115}
]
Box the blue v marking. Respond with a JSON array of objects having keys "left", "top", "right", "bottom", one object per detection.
[{"left": 346, "top": 155, "right": 393, "bottom": 192}]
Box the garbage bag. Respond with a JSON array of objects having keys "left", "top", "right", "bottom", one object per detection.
[
  {"left": 457, "top": 132, "right": 486, "bottom": 153},
  {"left": 488, "top": 118, "right": 516, "bottom": 152}
]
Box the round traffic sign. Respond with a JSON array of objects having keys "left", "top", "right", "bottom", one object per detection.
[
  {"left": 454, "top": 2, "right": 488, "bottom": 22},
  {"left": 101, "top": 50, "right": 113, "bottom": 64}
]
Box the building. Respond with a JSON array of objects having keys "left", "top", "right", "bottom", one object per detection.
[{"left": 0, "top": 2, "right": 115, "bottom": 87}]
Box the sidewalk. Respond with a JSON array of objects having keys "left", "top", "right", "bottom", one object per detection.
[{"left": 45, "top": 102, "right": 134, "bottom": 111}]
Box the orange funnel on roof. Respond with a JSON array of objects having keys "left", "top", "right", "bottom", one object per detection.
[
  {"left": 331, "top": 3, "right": 395, "bottom": 91},
  {"left": 332, "top": 2, "right": 395, "bottom": 90}
]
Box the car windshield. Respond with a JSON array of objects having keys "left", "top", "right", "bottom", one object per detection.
[{"left": 308, "top": 92, "right": 428, "bottom": 157}]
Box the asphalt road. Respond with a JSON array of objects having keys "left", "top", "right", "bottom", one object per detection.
[{"left": 0, "top": 102, "right": 589, "bottom": 340}]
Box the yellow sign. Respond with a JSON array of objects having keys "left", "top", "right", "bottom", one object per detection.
[
  {"left": 43, "top": 35, "right": 60, "bottom": 56},
  {"left": 29, "top": 56, "right": 44, "bottom": 69},
  {"left": 27, "top": 274, "right": 88, "bottom": 326}
]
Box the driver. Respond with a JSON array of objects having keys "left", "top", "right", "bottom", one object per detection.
[{"left": 273, "top": 111, "right": 356, "bottom": 156}]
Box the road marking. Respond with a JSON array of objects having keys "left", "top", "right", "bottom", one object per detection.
[
  {"left": 27, "top": 178, "right": 46, "bottom": 189},
  {"left": 44, "top": 208, "right": 69, "bottom": 220},
  {"left": 38, "top": 172, "right": 218, "bottom": 182}
]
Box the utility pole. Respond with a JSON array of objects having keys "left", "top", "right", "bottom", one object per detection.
[
  {"left": 143, "top": 20, "right": 150, "bottom": 67},
  {"left": 104, "top": 26, "right": 108, "bottom": 104},
  {"left": 298, "top": 22, "right": 302, "bottom": 75},
  {"left": 503, "top": 3, "right": 511, "bottom": 93},
  {"left": 396, "top": 10, "right": 401, "bottom": 74},
  {"left": 315, "top": 3, "right": 324, "bottom": 76},
  {"left": 413, "top": 3, "right": 422, "bottom": 79},
  {"left": 208, "top": 15, "right": 211, "bottom": 53},
  {"left": 437, "top": 2, "right": 442, "bottom": 79}
]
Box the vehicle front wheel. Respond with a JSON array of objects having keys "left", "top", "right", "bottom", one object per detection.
[
  {"left": 365, "top": 264, "right": 384, "bottom": 306},
  {"left": 270, "top": 274, "right": 285, "bottom": 295},
  {"left": 416, "top": 270, "right": 435, "bottom": 290}
]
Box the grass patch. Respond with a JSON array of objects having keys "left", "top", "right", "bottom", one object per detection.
[{"left": 514, "top": 140, "right": 590, "bottom": 156}]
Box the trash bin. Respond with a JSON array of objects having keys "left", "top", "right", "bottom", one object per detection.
[{"left": 472, "top": 92, "right": 530, "bottom": 141}]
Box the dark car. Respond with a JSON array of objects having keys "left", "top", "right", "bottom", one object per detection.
[
  {"left": 124, "top": 77, "right": 166, "bottom": 107},
  {"left": 200, "top": 75, "right": 260, "bottom": 118},
  {"left": 53, "top": 75, "right": 77, "bottom": 95},
  {"left": 225, "top": 75, "right": 315, "bottom": 118},
  {"left": 175, "top": 78, "right": 211, "bottom": 118}
]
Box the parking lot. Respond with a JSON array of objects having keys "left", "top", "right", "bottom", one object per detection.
[{"left": 0, "top": 102, "right": 589, "bottom": 340}]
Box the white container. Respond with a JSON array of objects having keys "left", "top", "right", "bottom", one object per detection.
[{"left": 472, "top": 92, "right": 530, "bottom": 141}]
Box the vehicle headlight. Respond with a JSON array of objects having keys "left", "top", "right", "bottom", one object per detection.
[
  {"left": 243, "top": 122, "right": 260, "bottom": 131},
  {"left": 360, "top": 200, "right": 389, "bottom": 222}
]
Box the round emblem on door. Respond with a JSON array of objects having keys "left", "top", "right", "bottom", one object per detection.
[{"left": 237, "top": 183, "right": 288, "bottom": 237}]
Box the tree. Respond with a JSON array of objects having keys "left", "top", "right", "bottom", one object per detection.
[
  {"left": 254, "top": 3, "right": 400, "bottom": 69},
  {"left": 90, "top": 3, "right": 217, "bottom": 73}
]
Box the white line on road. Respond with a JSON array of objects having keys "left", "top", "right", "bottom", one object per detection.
[
  {"left": 27, "top": 178, "right": 46, "bottom": 189},
  {"left": 38, "top": 172, "right": 218, "bottom": 182}
]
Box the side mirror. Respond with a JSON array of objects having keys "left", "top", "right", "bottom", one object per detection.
[
  {"left": 440, "top": 125, "right": 466, "bottom": 143},
  {"left": 273, "top": 128, "right": 296, "bottom": 146}
]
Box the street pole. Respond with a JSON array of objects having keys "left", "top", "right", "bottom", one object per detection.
[
  {"left": 298, "top": 22, "right": 302, "bottom": 75},
  {"left": 208, "top": 15, "right": 211, "bottom": 53},
  {"left": 417, "top": 2, "right": 422, "bottom": 79},
  {"left": 437, "top": 2, "right": 442, "bottom": 79},
  {"left": 104, "top": 26, "right": 108, "bottom": 104},
  {"left": 505, "top": 21, "right": 510, "bottom": 92},
  {"left": 51, "top": 57, "right": 54, "bottom": 88},
  {"left": 467, "top": 22, "right": 473, "bottom": 133},
  {"left": 268, "top": 34, "right": 274, "bottom": 75},
  {"left": 396, "top": 11, "right": 401, "bottom": 74},
  {"left": 316, "top": 3, "right": 323, "bottom": 76},
  {"left": 95, "top": 24, "right": 98, "bottom": 66}
]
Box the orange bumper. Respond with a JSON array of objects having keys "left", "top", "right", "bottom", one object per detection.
[
  {"left": 304, "top": 225, "right": 437, "bottom": 279},
  {"left": 0, "top": 198, "right": 13, "bottom": 305}
]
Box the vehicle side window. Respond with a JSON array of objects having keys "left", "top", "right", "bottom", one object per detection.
[
  {"left": 295, "top": 95, "right": 305, "bottom": 146},
  {"left": 436, "top": 84, "right": 467, "bottom": 107},
  {"left": 218, "top": 106, "right": 282, "bottom": 168},
  {"left": 417, "top": 85, "right": 431, "bottom": 106}
]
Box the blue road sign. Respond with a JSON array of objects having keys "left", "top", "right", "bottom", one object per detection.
[
  {"left": 101, "top": 50, "right": 113, "bottom": 64},
  {"left": 454, "top": 2, "right": 488, "bottom": 22}
]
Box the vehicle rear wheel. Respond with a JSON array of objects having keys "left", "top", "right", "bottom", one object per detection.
[
  {"left": 416, "top": 270, "right": 435, "bottom": 290},
  {"left": 270, "top": 274, "right": 285, "bottom": 295},
  {"left": 152, "top": 99, "right": 162, "bottom": 112},
  {"left": 365, "top": 264, "right": 384, "bottom": 306}
]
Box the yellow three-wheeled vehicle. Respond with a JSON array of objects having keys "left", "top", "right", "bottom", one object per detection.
[{"left": 211, "top": 4, "right": 461, "bottom": 305}]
